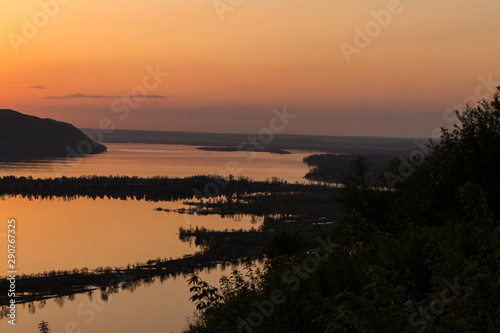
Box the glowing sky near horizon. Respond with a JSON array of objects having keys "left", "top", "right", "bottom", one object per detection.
[{"left": 1, "top": 0, "right": 499, "bottom": 137}]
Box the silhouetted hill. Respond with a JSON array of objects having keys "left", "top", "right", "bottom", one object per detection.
[{"left": 0, "top": 109, "right": 106, "bottom": 159}]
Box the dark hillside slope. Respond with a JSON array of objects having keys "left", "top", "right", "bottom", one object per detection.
[{"left": 0, "top": 109, "right": 106, "bottom": 159}]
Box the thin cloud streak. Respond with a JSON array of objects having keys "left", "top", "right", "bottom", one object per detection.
[{"left": 45, "top": 93, "right": 166, "bottom": 99}]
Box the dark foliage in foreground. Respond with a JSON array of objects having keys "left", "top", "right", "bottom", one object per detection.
[
  {"left": 38, "top": 320, "right": 50, "bottom": 333},
  {"left": 184, "top": 92, "right": 500, "bottom": 332}
]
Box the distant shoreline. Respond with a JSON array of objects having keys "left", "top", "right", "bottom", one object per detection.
[
  {"left": 97, "top": 128, "right": 422, "bottom": 155},
  {"left": 197, "top": 146, "right": 291, "bottom": 155}
]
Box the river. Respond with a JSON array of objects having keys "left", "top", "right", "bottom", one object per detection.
[{"left": 0, "top": 143, "right": 314, "bottom": 332}]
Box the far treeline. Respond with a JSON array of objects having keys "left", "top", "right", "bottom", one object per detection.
[
  {"left": 183, "top": 92, "right": 500, "bottom": 332},
  {"left": 0, "top": 175, "right": 328, "bottom": 202},
  {"left": 303, "top": 153, "right": 397, "bottom": 183}
]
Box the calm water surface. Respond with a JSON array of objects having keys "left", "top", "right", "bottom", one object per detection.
[
  {"left": 0, "top": 143, "right": 315, "bottom": 182},
  {"left": 0, "top": 196, "right": 260, "bottom": 275}
]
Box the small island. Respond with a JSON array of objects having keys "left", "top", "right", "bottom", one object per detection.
[{"left": 197, "top": 146, "right": 291, "bottom": 154}]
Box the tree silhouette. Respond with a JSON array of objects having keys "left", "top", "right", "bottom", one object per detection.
[{"left": 38, "top": 320, "right": 51, "bottom": 333}]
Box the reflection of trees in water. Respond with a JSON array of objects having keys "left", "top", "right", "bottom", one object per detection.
[
  {"left": 170, "top": 190, "right": 341, "bottom": 220},
  {"left": 0, "top": 257, "right": 268, "bottom": 320},
  {"left": 0, "top": 263, "right": 229, "bottom": 320}
]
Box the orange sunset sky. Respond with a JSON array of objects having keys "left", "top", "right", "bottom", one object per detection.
[{"left": 1, "top": 0, "right": 499, "bottom": 137}]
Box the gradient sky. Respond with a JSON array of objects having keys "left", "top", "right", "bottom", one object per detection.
[{"left": 1, "top": 0, "right": 499, "bottom": 137}]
